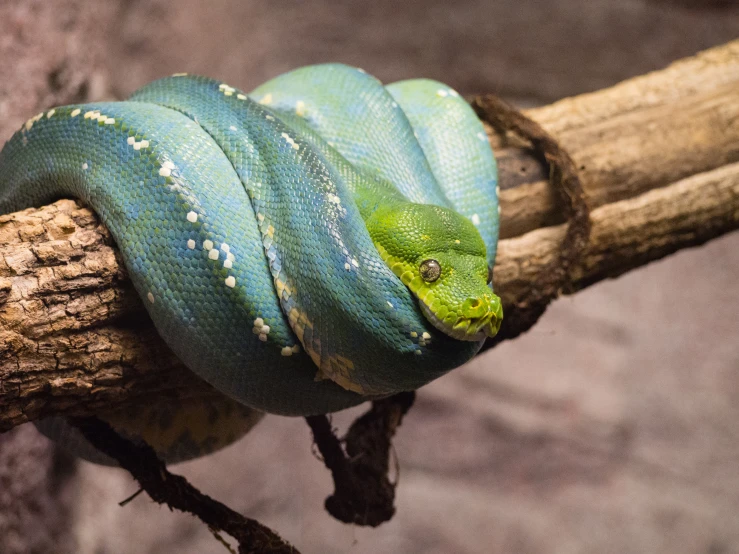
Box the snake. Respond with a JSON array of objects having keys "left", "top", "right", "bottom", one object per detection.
[{"left": 0, "top": 64, "right": 500, "bottom": 463}]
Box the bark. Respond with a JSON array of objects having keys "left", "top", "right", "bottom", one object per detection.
[
  {"left": 0, "top": 1, "right": 117, "bottom": 553},
  {"left": 1, "top": 40, "right": 738, "bottom": 433}
]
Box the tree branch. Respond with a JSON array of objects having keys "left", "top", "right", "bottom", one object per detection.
[
  {"left": 71, "top": 417, "right": 298, "bottom": 554},
  {"left": 2, "top": 40, "right": 739, "bottom": 432},
  {"left": 306, "top": 391, "right": 416, "bottom": 527}
]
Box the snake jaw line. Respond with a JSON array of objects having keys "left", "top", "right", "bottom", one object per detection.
[{"left": 419, "top": 301, "right": 501, "bottom": 342}]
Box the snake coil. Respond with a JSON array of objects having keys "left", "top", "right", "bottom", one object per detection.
[{"left": 0, "top": 64, "right": 499, "bottom": 462}]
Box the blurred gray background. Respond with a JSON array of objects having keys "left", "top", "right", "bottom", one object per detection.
[{"left": 3, "top": 1, "right": 739, "bottom": 553}]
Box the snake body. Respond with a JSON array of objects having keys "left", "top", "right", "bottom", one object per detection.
[{"left": 0, "top": 65, "right": 499, "bottom": 460}]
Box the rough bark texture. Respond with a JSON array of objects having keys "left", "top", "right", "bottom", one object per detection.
[
  {"left": 0, "top": 200, "right": 221, "bottom": 432},
  {"left": 0, "top": 1, "right": 115, "bottom": 553},
  {"left": 1, "top": 40, "right": 737, "bottom": 432}
]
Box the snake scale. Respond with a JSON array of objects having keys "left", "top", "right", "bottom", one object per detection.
[{"left": 0, "top": 64, "right": 500, "bottom": 463}]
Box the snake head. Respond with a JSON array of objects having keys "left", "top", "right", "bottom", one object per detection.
[{"left": 367, "top": 202, "right": 503, "bottom": 341}]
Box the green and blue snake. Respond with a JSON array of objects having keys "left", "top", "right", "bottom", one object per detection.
[{"left": 0, "top": 64, "right": 500, "bottom": 463}]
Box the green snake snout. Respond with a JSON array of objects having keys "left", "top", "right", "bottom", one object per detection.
[
  {"left": 366, "top": 202, "right": 503, "bottom": 342},
  {"left": 459, "top": 290, "right": 503, "bottom": 339}
]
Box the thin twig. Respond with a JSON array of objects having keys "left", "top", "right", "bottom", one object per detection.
[{"left": 70, "top": 417, "right": 299, "bottom": 554}]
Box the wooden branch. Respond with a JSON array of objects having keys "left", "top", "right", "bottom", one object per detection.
[
  {"left": 496, "top": 162, "right": 739, "bottom": 306},
  {"left": 2, "top": 40, "right": 739, "bottom": 432},
  {"left": 495, "top": 40, "right": 739, "bottom": 238}
]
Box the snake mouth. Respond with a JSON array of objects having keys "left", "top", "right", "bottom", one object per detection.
[{"left": 419, "top": 300, "right": 501, "bottom": 342}]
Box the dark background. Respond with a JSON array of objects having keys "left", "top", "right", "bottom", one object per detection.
[{"left": 1, "top": 1, "right": 739, "bottom": 553}]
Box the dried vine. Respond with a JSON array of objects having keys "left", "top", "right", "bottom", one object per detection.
[{"left": 472, "top": 94, "right": 591, "bottom": 347}]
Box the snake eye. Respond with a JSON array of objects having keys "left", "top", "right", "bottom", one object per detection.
[
  {"left": 419, "top": 259, "right": 441, "bottom": 282},
  {"left": 487, "top": 265, "right": 493, "bottom": 285}
]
